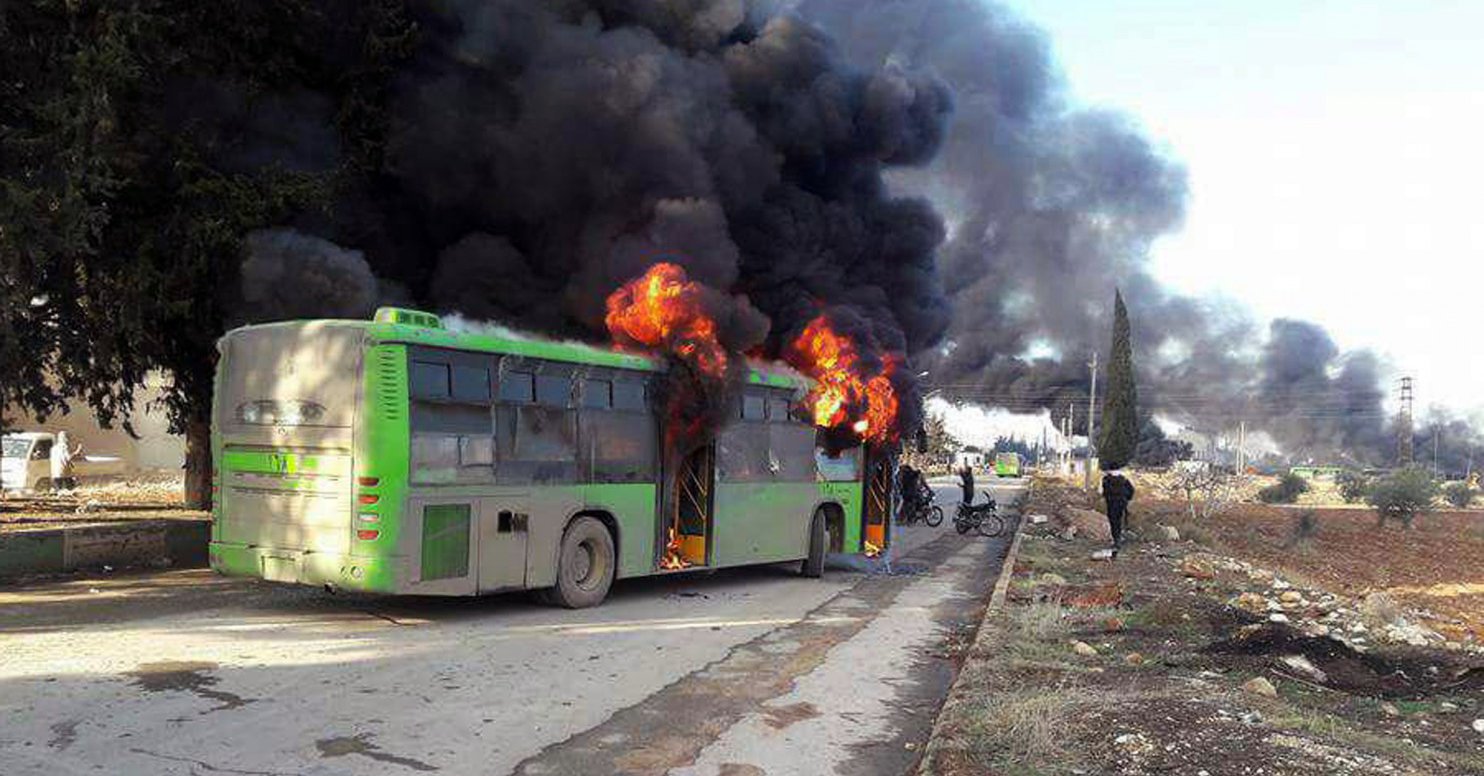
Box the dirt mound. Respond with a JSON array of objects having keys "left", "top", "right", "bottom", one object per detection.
[{"left": 1207, "top": 622, "right": 1482, "bottom": 698}]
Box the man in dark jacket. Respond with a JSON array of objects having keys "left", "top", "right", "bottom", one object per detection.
[
  {"left": 1101, "top": 469, "right": 1136, "bottom": 553},
  {"left": 898, "top": 464, "right": 921, "bottom": 521},
  {"left": 958, "top": 465, "right": 976, "bottom": 506}
]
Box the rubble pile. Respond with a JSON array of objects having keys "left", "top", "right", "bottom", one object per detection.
[{"left": 1173, "top": 550, "right": 1482, "bottom": 656}]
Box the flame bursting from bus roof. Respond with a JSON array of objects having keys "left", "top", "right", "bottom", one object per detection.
[
  {"left": 786, "top": 315, "right": 901, "bottom": 444},
  {"left": 605, "top": 263, "right": 727, "bottom": 377}
]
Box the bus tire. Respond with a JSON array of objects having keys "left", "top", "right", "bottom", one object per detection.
[
  {"left": 801, "top": 510, "right": 826, "bottom": 578},
  {"left": 548, "top": 517, "right": 615, "bottom": 609}
]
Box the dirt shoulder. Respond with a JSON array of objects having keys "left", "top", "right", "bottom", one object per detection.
[
  {"left": 920, "top": 481, "right": 1484, "bottom": 775},
  {"left": 1, "top": 473, "right": 200, "bottom": 532}
]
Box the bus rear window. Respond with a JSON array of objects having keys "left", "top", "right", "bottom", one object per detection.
[{"left": 216, "top": 323, "right": 363, "bottom": 429}]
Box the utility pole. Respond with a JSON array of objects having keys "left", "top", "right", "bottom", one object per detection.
[
  {"left": 1238, "top": 420, "right": 1247, "bottom": 473},
  {"left": 1433, "top": 428, "right": 1440, "bottom": 478},
  {"left": 1084, "top": 351, "right": 1098, "bottom": 491},
  {"left": 1398, "top": 377, "right": 1414, "bottom": 466}
]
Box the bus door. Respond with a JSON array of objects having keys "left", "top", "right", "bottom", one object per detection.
[
  {"left": 476, "top": 495, "right": 530, "bottom": 592},
  {"left": 661, "top": 443, "right": 714, "bottom": 569},
  {"left": 862, "top": 447, "right": 891, "bottom": 554}
]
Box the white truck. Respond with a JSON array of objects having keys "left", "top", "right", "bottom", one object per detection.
[{"left": 1, "top": 432, "right": 127, "bottom": 492}]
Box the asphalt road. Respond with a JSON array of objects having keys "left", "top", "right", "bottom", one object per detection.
[{"left": 0, "top": 478, "right": 1026, "bottom": 776}]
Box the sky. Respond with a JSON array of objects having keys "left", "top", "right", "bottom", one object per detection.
[{"left": 1005, "top": 0, "right": 1484, "bottom": 421}]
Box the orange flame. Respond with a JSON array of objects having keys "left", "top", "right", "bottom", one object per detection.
[
  {"left": 785, "top": 315, "right": 901, "bottom": 444},
  {"left": 863, "top": 540, "right": 882, "bottom": 558},
  {"left": 661, "top": 526, "right": 690, "bottom": 570},
  {"left": 605, "top": 263, "right": 727, "bottom": 378}
]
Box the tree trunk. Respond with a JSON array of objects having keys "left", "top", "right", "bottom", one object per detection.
[{"left": 184, "top": 418, "right": 212, "bottom": 511}]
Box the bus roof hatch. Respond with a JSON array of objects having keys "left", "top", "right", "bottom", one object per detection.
[{"left": 374, "top": 307, "right": 444, "bottom": 329}]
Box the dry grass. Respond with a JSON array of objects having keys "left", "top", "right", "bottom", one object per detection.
[{"left": 957, "top": 685, "right": 1099, "bottom": 774}]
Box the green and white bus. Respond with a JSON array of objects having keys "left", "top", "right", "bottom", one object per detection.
[{"left": 209, "top": 308, "right": 891, "bottom": 607}]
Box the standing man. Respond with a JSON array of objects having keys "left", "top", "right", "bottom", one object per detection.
[
  {"left": 898, "top": 463, "right": 922, "bottom": 522},
  {"left": 1101, "top": 468, "right": 1135, "bottom": 555},
  {"left": 958, "top": 464, "right": 976, "bottom": 507},
  {"left": 50, "top": 431, "right": 81, "bottom": 491}
]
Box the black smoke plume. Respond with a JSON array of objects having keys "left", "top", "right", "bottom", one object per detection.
[
  {"left": 795, "top": 0, "right": 1453, "bottom": 463},
  {"left": 219, "top": 0, "right": 951, "bottom": 443}
]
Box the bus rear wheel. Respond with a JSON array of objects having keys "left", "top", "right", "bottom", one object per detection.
[
  {"left": 801, "top": 509, "right": 826, "bottom": 578},
  {"left": 548, "top": 516, "right": 615, "bottom": 609}
]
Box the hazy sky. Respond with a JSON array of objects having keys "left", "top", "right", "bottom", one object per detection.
[{"left": 1006, "top": 0, "right": 1484, "bottom": 420}]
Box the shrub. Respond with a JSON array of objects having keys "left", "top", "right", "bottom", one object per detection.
[
  {"left": 1337, "top": 470, "right": 1370, "bottom": 503},
  {"left": 1258, "top": 472, "right": 1310, "bottom": 504},
  {"left": 1443, "top": 482, "right": 1475, "bottom": 509},
  {"left": 1367, "top": 467, "right": 1439, "bottom": 528}
]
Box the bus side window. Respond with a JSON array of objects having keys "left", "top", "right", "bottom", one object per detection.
[
  {"left": 742, "top": 395, "right": 766, "bottom": 421},
  {"left": 583, "top": 379, "right": 612, "bottom": 409},
  {"left": 500, "top": 372, "right": 535, "bottom": 403},
  {"left": 767, "top": 398, "right": 793, "bottom": 423},
  {"left": 536, "top": 375, "right": 572, "bottom": 407},
  {"left": 612, "top": 381, "right": 645, "bottom": 412},
  {"left": 411, "top": 361, "right": 451, "bottom": 399},
  {"left": 452, "top": 364, "right": 491, "bottom": 403}
]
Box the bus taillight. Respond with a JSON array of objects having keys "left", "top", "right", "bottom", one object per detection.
[
  {"left": 357, "top": 513, "right": 379, "bottom": 523},
  {"left": 357, "top": 476, "right": 380, "bottom": 487},
  {"left": 356, "top": 529, "right": 380, "bottom": 541},
  {"left": 358, "top": 494, "right": 380, "bottom": 505}
]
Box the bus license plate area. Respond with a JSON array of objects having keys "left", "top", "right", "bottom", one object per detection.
[{"left": 261, "top": 555, "right": 300, "bottom": 583}]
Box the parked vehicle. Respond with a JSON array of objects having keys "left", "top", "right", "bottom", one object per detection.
[
  {"left": 954, "top": 491, "right": 1005, "bottom": 537},
  {"left": 994, "top": 452, "right": 1022, "bottom": 478},
  {"left": 1, "top": 432, "right": 126, "bottom": 491}
]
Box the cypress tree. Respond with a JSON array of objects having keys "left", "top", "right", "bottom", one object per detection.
[{"left": 1098, "top": 289, "right": 1139, "bottom": 469}]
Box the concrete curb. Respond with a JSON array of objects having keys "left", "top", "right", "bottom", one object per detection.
[
  {"left": 988, "top": 509, "right": 1029, "bottom": 611},
  {"left": 915, "top": 484, "right": 1034, "bottom": 775},
  {"left": 0, "top": 519, "right": 210, "bottom": 580}
]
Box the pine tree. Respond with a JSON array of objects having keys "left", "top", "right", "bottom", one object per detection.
[{"left": 1098, "top": 289, "right": 1139, "bottom": 469}]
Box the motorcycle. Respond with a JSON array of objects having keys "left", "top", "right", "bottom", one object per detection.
[{"left": 954, "top": 490, "right": 1005, "bottom": 537}]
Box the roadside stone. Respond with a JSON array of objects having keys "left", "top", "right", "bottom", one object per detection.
[
  {"left": 1028, "top": 514, "right": 1049, "bottom": 525},
  {"left": 1280, "top": 654, "right": 1328, "bottom": 684},
  {"left": 1440, "top": 702, "right": 1459, "bottom": 712},
  {"left": 1090, "top": 549, "right": 1114, "bottom": 561},
  {"left": 1272, "top": 578, "right": 1291, "bottom": 591},
  {"left": 1472, "top": 719, "right": 1484, "bottom": 734},
  {"left": 1071, "top": 640, "right": 1099, "bottom": 657},
  {"left": 1037, "top": 573, "right": 1068, "bottom": 586},
  {"left": 1233, "top": 592, "right": 1269, "bottom": 614},
  {"left": 1380, "top": 703, "right": 1400, "bottom": 717},
  {"left": 1268, "top": 613, "right": 1289, "bottom": 624},
  {"left": 1180, "top": 558, "right": 1216, "bottom": 580},
  {"left": 1242, "top": 677, "right": 1278, "bottom": 698},
  {"left": 1125, "top": 652, "right": 1146, "bottom": 666},
  {"left": 1160, "top": 525, "right": 1180, "bottom": 542},
  {"left": 1103, "top": 616, "right": 1126, "bottom": 633},
  {"left": 1061, "top": 507, "right": 1113, "bottom": 542},
  {"left": 1279, "top": 591, "right": 1303, "bottom": 605}
]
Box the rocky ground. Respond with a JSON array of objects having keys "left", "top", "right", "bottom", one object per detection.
[
  {"left": 0, "top": 472, "right": 196, "bottom": 532},
  {"left": 919, "top": 479, "right": 1484, "bottom": 775}
]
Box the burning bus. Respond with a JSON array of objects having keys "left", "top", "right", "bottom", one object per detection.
[{"left": 208, "top": 306, "right": 894, "bottom": 607}]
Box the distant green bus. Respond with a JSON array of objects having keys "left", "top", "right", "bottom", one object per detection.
[
  {"left": 994, "top": 452, "right": 1022, "bottom": 478},
  {"left": 209, "top": 308, "right": 888, "bottom": 607}
]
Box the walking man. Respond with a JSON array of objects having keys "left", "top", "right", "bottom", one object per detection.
[{"left": 1101, "top": 468, "right": 1135, "bottom": 554}]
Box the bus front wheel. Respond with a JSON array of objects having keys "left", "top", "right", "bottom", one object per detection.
[
  {"left": 801, "top": 510, "right": 826, "bottom": 579},
  {"left": 548, "top": 516, "right": 616, "bottom": 609}
]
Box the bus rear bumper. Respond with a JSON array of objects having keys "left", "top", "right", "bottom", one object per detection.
[{"left": 209, "top": 542, "right": 404, "bottom": 594}]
